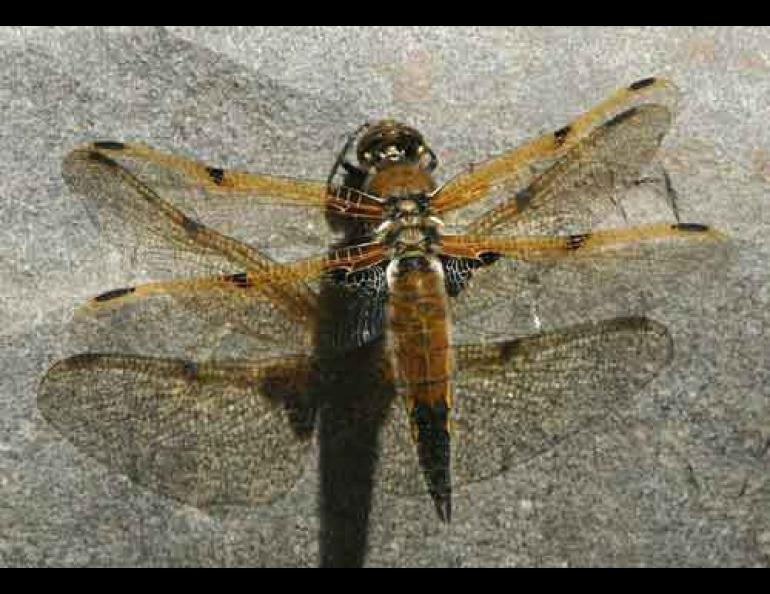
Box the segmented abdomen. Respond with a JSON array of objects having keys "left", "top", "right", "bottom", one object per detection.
[{"left": 386, "top": 256, "right": 453, "bottom": 427}]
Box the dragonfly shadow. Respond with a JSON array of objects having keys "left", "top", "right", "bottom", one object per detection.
[{"left": 312, "top": 274, "right": 396, "bottom": 568}]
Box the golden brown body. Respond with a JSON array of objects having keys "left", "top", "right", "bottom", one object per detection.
[
  {"left": 51, "top": 81, "right": 728, "bottom": 528},
  {"left": 365, "top": 157, "right": 454, "bottom": 520},
  {"left": 364, "top": 162, "right": 436, "bottom": 197},
  {"left": 365, "top": 160, "right": 452, "bottom": 426},
  {"left": 386, "top": 256, "right": 453, "bottom": 428}
]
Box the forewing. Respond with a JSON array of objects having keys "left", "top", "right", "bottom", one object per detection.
[
  {"left": 68, "top": 142, "right": 346, "bottom": 262},
  {"left": 464, "top": 104, "right": 676, "bottom": 236},
  {"left": 450, "top": 224, "right": 735, "bottom": 339},
  {"left": 38, "top": 353, "right": 316, "bottom": 511},
  {"left": 63, "top": 147, "right": 320, "bottom": 320},
  {"left": 374, "top": 316, "right": 672, "bottom": 495},
  {"left": 433, "top": 77, "right": 680, "bottom": 230}
]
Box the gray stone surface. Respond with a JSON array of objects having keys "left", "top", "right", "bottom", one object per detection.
[{"left": 1, "top": 26, "right": 768, "bottom": 566}]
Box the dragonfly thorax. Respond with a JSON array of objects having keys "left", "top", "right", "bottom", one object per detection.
[{"left": 375, "top": 195, "right": 444, "bottom": 258}]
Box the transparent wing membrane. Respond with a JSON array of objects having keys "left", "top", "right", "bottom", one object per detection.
[
  {"left": 39, "top": 353, "right": 315, "bottom": 511},
  {"left": 375, "top": 316, "right": 673, "bottom": 495},
  {"left": 433, "top": 77, "right": 680, "bottom": 226},
  {"left": 43, "top": 77, "right": 734, "bottom": 516}
]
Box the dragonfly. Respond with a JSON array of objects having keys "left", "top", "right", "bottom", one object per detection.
[{"left": 39, "top": 77, "right": 730, "bottom": 526}]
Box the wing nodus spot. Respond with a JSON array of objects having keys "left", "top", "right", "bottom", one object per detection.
[
  {"left": 223, "top": 272, "right": 253, "bottom": 288},
  {"left": 566, "top": 233, "right": 589, "bottom": 250},
  {"left": 554, "top": 125, "right": 571, "bottom": 146},
  {"left": 206, "top": 167, "right": 225, "bottom": 185}
]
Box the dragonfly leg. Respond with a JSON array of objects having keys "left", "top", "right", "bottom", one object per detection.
[{"left": 327, "top": 122, "right": 371, "bottom": 189}]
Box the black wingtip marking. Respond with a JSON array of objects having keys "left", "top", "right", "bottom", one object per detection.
[
  {"left": 93, "top": 141, "right": 126, "bottom": 151},
  {"left": 94, "top": 286, "right": 135, "bottom": 302},
  {"left": 673, "top": 223, "right": 709, "bottom": 233},
  {"left": 554, "top": 125, "right": 571, "bottom": 146},
  {"left": 206, "top": 166, "right": 225, "bottom": 185},
  {"left": 604, "top": 107, "right": 639, "bottom": 129},
  {"left": 629, "top": 77, "right": 657, "bottom": 91}
]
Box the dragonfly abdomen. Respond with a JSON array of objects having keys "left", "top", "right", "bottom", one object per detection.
[
  {"left": 386, "top": 255, "right": 453, "bottom": 410},
  {"left": 386, "top": 254, "right": 454, "bottom": 521}
]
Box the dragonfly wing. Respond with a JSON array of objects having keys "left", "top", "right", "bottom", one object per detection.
[
  {"left": 433, "top": 77, "right": 680, "bottom": 229},
  {"left": 66, "top": 142, "right": 351, "bottom": 261},
  {"left": 449, "top": 316, "right": 673, "bottom": 486},
  {"left": 63, "top": 147, "right": 320, "bottom": 321},
  {"left": 38, "top": 353, "right": 316, "bottom": 511},
  {"left": 373, "top": 316, "right": 672, "bottom": 496},
  {"left": 450, "top": 224, "right": 735, "bottom": 339},
  {"left": 66, "top": 271, "right": 316, "bottom": 362},
  {"left": 465, "top": 103, "right": 677, "bottom": 236}
]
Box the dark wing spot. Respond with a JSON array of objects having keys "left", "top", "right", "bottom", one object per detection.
[
  {"left": 566, "top": 233, "right": 589, "bottom": 250},
  {"left": 206, "top": 167, "right": 225, "bottom": 185},
  {"left": 93, "top": 141, "right": 126, "bottom": 150},
  {"left": 604, "top": 107, "right": 638, "bottom": 129},
  {"left": 182, "top": 360, "right": 199, "bottom": 380},
  {"left": 515, "top": 187, "right": 533, "bottom": 213},
  {"left": 673, "top": 223, "right": 709, "bottom": 233},
  {"left": 554, "top": 125, "right": 571, "bottom": 146},
  {"left": 182, "top": 217, "right": 203, "bottom": 237},
  {"left": 499, "top": 339, "right": 522, "bottom": 363},
  {"left": 629, "top": 77, "right": 657, "bottom": 91},
  {"left": 223, "top": 272, "right": 253, "bottom": 288},
  {"left": 94, "top": 286, "right": 135, "bottom": 302}
]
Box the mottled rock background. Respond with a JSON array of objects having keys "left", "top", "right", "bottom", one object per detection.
[{"left": 1, "top": 26, "right": 768, "bottom": 566}]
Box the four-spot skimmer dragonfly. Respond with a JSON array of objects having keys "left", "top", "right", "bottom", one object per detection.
[{"left": 39, "top": 77, "right": 729, "bottom": 524}]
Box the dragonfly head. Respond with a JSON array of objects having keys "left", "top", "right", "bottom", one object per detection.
[{"left": 357, "top": 120, "right": 437, "bottom": 172}]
